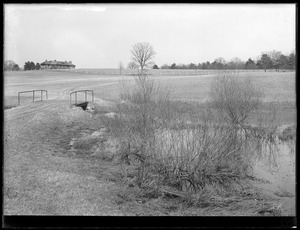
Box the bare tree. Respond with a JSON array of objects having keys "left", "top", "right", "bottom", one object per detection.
[
  {"left": 127, "top": 61, "right": 139, "bottom": 69},
  {"left": 131, "top": 42, "right": 156, "bottom": 75}
]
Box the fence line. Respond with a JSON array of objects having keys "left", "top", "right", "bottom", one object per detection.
[{"left": 41, "top": 68, "right": 293, "bottom": 76}]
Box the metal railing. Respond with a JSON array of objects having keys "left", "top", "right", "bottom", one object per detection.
[
  {"left": 18, "top": 90, "right": 48, "bottom": 106},
  {"left": 70, "top": 90, "right": 94, "bottom": 107}
]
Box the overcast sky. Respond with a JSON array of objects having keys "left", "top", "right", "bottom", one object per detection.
[{"left": 4, "top": 4, "right": 296, "bottom": 68}]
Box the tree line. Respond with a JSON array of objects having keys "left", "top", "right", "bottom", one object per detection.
[
  {"left": 23, "top": 61, "right": 41, "bottom": 70},
  {"left": 150, "top": 50, "right": 295, "bottom": 71},
  {"left": 3, "top": 60, "right": 42, "bottom": 71}
]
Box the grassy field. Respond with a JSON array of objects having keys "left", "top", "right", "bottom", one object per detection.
[
  {"left": 4, "top": 70, "right": 296, "bottom": 217},
  {"left": 5, "top": 70, "right": 296, "bottom": 125},
  {"left": 4, "top": 70, "right": 296, "bottom": 103}
]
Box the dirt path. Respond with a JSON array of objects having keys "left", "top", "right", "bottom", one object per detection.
[{"left": 4, "top": 101, "right": 123, "bottom": 215}]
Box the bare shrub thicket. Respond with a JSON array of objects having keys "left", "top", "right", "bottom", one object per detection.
[
  {"left": 210, "top": 72, "right": 279, "bottom": 167},
  {"left": 105, "top": 72, "right": 279, "bottom": 202},
  {"left": 107, "top": 74, "right": 172, "bottom": 188},
  {"left": 210, "top": 71, "right": 264, "bottom": 125}
]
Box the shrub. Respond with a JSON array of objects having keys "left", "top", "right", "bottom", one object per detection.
[
  {"left": 210, "top": 71, "right": 264, "bottom": 125},
  {"left": 106, "top": 71, "right": 279, "bottom": 203}
]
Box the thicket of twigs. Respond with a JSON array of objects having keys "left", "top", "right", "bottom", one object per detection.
[{"left": 102, "top": 72, "right": 279, "bottom": 201}]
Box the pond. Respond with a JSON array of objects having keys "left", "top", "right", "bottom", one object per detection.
[{"left": 251, "top": 141, "right": 295, "bottom": 215}]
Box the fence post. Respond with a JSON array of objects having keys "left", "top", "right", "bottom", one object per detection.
[
  {"left": 41, "top": 90, "right": 43, "bottom": 101},
  {"left": 33, "top": 91, "right": 35, "bottom": 102},
  {"left": 18, "top": 92, "right": 20, "bottom": 106},
  {"left": 85, "top": 90, "right": 87, "bottom": 102}
]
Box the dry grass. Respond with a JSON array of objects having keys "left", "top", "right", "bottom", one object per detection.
[
  {"left": 4, "top": 101, "right": 124, "bottom": 215},
  {"left": 4, "top": 70, "right": 295, "bottom": 102}
]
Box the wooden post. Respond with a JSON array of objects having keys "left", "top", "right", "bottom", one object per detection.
[
  {"left": 85, "top": 90, "right": 87, "bottom": 102},
  {"left": 75, "top": 92, "right": 77, "bottom": 104},
  {"left": 41, "top": 90, "right": 43, "bottom": 101},
  {"left": 33, "top": 91, "right": 35, "bottom": 102},
  {"left": 18, "top": 93, "right": 20, "bottom": 106}
]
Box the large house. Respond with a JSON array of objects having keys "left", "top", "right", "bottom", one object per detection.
[{"left": 40, "top": 60, "right": 76, "bottom": 69}]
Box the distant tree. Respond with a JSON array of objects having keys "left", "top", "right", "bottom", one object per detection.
[
  {"left": 245, "top": 58, "right": 256, "bottom": 69},
  {"left": 160, "top": 64, "right": 170, "bottom": 69},
  {"left": 131, "top": 42, "right": 156, "bottom": 75},
  {"left": 177, "top": 63, "right": 187, "bottom": 69},
  {"left": 228, "top": 57, "right": 244, "bottom": 69},
  {"left": 201, "top": 61, "right": 211, "bottom": 69},
  {"left": 215, "top": 57, "right": 226, "bottom": 65},
  {"left": 35, "top": 62, "right": 41, "bottom": 70},
  {"left": 24, "top": 61, "right": 36, "bottom": 70},
  {"left": 212, "top": 57, "right": 226, "bottom": 69},
  {"left": 152, "top": 64, "right": 159, "bottom": 69},
  {"left": 127, "top": 61, "right": 139, "bottom": 69},
  {"left": 188, "top": 63, "right": 197, "bottom": 69},
  {"left": 257, "top": 54, "right": 272, "bottom": 72},
  {"left": 288, "top": 51, "right": 295, "bottom": 69},
  {"left": 24, "top": 61, "right": 30, "bottom": 70},
  {"left": 267, "top": 50, "right": 282, "bottom": 72},
  {"left": 278, "top": 54, "right": 289, "bottom": 70},
  {"left": 12, "top": 64, "right": 20, "bottom": 71},
  {"left": 170, "top": 63, "right": 177, "bottom": 69},
  {"left": 4, "top": 60, "right": 17, "bottom": 71},
  {"left": 30, "top": 62, "right": 35, "bottom": 70}
]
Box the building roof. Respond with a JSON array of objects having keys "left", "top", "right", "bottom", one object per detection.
[{"left": 41, "top": 60, "right": 75, "bottom": 66}]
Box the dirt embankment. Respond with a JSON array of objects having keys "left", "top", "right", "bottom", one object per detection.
[{"left": 4, "top": 100, "right": 124, "bottom": 215}]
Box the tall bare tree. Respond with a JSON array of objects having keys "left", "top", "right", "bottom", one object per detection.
[{"left": 131, "top": 42, "right": 156, "bottom": 75}]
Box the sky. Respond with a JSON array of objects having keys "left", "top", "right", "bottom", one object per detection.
[{"left": 4, "top": 4, "right": 296, "bottom": 68}]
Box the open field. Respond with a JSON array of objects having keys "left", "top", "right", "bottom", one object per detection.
[
  {"left": 4, "top": 70, "right": 296, "bottom": 216},
  {"left": 4, "top": 70, "right": 296, "bottom": 103},
  {"left": 59, "top": 67, "right": 294, "bottom": 76},
  {"left": 5, "top": 70, "right": 296, "bottom": 126}
]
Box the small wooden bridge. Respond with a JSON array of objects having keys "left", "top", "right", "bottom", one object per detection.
[{"left": 69, "top": 90, "right": 94, "bottom": 110}]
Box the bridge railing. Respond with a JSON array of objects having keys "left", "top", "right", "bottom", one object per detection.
[
  {"left": 69, "top": 90, "right": 94, "bottom": 107},
  {"left": 18, "top": 90, "right": 48, "bottom": 106}
]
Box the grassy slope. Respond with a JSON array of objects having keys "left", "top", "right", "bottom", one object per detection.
[{"left": 4, "top": 101, "right": 125, "bottom": 215}]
